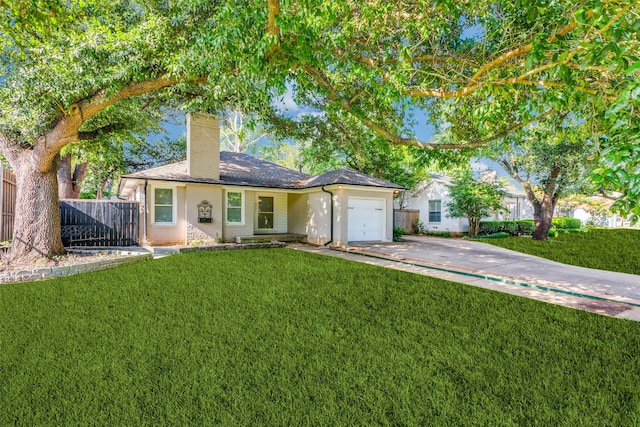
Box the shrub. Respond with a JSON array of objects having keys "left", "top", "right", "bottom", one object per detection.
[
  {"left": 516, "top": 220, "right": 535, "bottom": 235},
  {"left": 565, "top": 228, "right": 589, "bottom": 234},
  {"left": 548, "top": 229, "right": 558, "bottom": 238},
  {"left": 474, "top": 232, "right": 510, "bottom": 239},
  {"left": 411, "top": 217, "right": 425, "bottom": 234},
  {"left": 552, "top": 217, "right": 581, "bottom": 230},
  {"left": 478, "top": 221, "right": 503, "bottom": 235},
  {"left": 479, "top": 220, "right": 535, "bottom": 236},
  {"left": 501, "top": 221, "right": 519, "bottom": 235},
  {"left": 423, "top": 231, "right": 453, "bottom": 237},
  {"left": 393, "top": 226, "right": 407, "bottom": 242}
]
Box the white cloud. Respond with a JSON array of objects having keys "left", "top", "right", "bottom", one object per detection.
[
  {"left": 297, "top": 110, "right": 326, "bottom": 119},
  {"left": 470, "top": 158, "right": 489, "bottom": 173},
  {"left": 272, "top": 81, "right": 300, "bottom": 113}
]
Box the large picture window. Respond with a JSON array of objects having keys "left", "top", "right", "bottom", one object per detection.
[
  {"left": 428, "top": 200, "right": 441, "bottom": 223},
  {"left": 154, "top": 188, "right": 174, "bottom": 223},
  {"left": 226, "top": 191, "right": 244, "bottom": 224}
]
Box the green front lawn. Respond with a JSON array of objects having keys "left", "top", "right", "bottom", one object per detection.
[
  {"left": 479, "top": 228, "right": 640, "bottom": 275},
  {"left": 1, "top": 248, "right": 639, "bottom": 425}
]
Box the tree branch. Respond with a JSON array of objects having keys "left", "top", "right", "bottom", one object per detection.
[
  {"left": 303, "top": 64, "right": 559, "bottom": 150},
  {"left": 0, "top": 133, "right": 25, "bottom": 166},
  {"left": 267, "top": 0, "right": 280, "bottom": 36},
  {"left": 37, "top": 74, "right": 207, "bottom": 170},
  {"left": 76, "top": 123, "right": 128, "bottom": 141},
  {"left": 469, "top": 10, "right": 593, "bottom": 83}
]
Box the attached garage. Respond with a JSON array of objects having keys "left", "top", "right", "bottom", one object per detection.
[{"left": 347, "top": 197, "right": 385, "bottom": 242}]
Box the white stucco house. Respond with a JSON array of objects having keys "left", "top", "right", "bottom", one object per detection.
[
  {"left": 402, "top": 174, "right": 534, "bottom": 234},
  {"left": 118, "top": 113, "right": 404, "bottom": 247},
  {"left": 559, "top": 196, "right": 632, "bottom": 228}
]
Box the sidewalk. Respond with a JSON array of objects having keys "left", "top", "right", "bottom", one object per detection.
[{"left": 289, "top": 237, "right": 640, "bottom": 321}]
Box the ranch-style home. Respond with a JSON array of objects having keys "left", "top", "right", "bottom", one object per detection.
[{"left": 118, "top": 113, "right": 404, "bottom": 247}]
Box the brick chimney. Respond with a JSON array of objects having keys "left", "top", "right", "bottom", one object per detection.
[{"left": 187, "top": 112, "right": 220, "bottom": 180}]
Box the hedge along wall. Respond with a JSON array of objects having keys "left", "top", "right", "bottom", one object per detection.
[
  {"left": 478, "top": 220, "right": 535, "bottom": 236},
  {"left": 552, "top": 217, "right": 582, "bottom": 229},
  {"left": 478, "top": 217, "right": 581, "bottom": 236}
]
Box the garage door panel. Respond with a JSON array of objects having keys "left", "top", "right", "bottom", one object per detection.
[{"left": 348, "top": 197, "right": 384, "bottom": 242}]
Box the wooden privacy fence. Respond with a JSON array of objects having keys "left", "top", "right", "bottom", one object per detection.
[
  {"left": 0, "top": 169, "right": 17, "bottom": 242},
  {"left": 60, "top": 200, "right": 140, "bottom": 247},
  {"left": 394, "top": 209, "right": 419, "bottom": 233},
  {"left": 1, "top": 169, "right": 17, "bottom": 242}
]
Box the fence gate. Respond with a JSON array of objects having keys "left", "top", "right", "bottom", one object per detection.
[
  {"left": 60, "top": 200, "right": 140, "bottom": 247},
  {"left": 1, "top": 169, "right": 17, "bottom": 242}
]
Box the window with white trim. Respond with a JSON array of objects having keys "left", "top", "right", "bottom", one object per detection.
[
  {"left": 428, "top": 200, "right": 441, "bottom": 222},
  {"left": 154, "top": 188, "right": 174, "bottom": 223},
  {"left": 226, "top": 191, "right": 244, "bottom": 224}
]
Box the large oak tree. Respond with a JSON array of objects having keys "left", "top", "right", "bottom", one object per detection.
[{"left": 0, "top": 0, "right": 637, "bottom": 261}]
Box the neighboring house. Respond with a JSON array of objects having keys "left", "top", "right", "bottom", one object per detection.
[
  {"left": 118, "top": 113, "right": 404, "bottom": 247},
  {"left": 558, "top": 196, "right": 632, "bottom": 228},
  {"left": 402, "top": 174, "right": 534, "bottom": 234}
]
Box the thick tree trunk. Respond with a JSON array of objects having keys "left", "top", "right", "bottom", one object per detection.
[
  {"left": 58, "top": 153, "right": 88, "bottom": 199},
  {"left": 10, "top": 153, "right": 65, "bottom": 263},
  {"left": 532, "top": 193, "right": 555, "bottom": 241}
]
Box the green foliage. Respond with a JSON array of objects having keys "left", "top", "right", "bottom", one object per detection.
[
  {"left": 479, "top": 220, "right": 535, "bottom": 236},
  {"left": 270, "top": 111, "right": 432, "bottom": 189},
  {"left": 483, "top": 229, "right": 640, "bottom": 275},
  {"left": 393, "top": 226, "right": 407, "bottom": 242},
  {"left": 552, "top": 217, "right": 582, "bottom": 230},
  {"left": 445, "top": 170, "right": 507, "bottom": 236},
  {"left": 2, "top": 249, "right": 640, "bottom": 424},
  {"left": 473, "top": 232, "right": 511, "bottom": 239},
  {"left": 479, "top": 221, "right": 503, "bottom": 235},
  {"left": 411, "top": 217, "right": 426, "bottom": 234},
  {"left": 515, "top": 220, "right": 535, "bottom": 235},
  {"left": 564, "top": 228, "right": 590, "bottom": 234},
  {"left": 591, "top": 76, "right": 640, "bottom": 223},
  {"left": 548, "top": 229, "right": 559, "bottom": 238},
  {"left": 422, "top": 231, "right": 453, "bottom": 237}
]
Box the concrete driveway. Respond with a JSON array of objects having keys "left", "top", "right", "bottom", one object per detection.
[{"left": 291, "top": 236, "right": 640, "bottom": 320}]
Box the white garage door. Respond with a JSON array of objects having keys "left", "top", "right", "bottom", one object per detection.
[{"left": 347, "top": 197, "right": 385, "bottom": 242}]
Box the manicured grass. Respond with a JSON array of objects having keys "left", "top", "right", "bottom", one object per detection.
[
  {"left": 479, "top": 228, "right": 640, "bottom": 275},
  {"left": 1, "top": 248, "right": 639, "bottom": 425}
]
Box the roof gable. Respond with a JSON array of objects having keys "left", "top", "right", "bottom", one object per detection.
[{"left": 301, "top": 169, "right": 405, "bottom": 189}]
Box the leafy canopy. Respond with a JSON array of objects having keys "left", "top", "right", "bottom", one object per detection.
[{"left": 446, "top": 170, "right": 507, "bottom": 235}]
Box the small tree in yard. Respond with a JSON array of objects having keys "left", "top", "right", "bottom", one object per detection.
[{"left": 446, "top": 171, "right": 507, "bottom": 236}]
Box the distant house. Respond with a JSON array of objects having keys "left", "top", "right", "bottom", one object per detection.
[
  {"left": 401, "top": 174, "right": 534, "bottom": 234},
  {"left": 118, "top": 113, "right": 404, "bottom": 247},
  {"left": 557, "top": 196, "right": 632, "bottom": 228}
]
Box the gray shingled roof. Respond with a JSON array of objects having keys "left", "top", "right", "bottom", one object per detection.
[
  {"left": 121, "top": 152, "right": 404, "bottom": 190},
  {"left": 300, "top": 169, "right": 405, "bottom": 189},
  {"left": 220, "top": 152, "right": 309, "bottom": 189}
]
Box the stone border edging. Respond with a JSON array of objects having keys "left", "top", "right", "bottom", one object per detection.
[
  {"left": 0, "top": 252, "right": 153, "bottom": 284},
  {"left": 0, "top": 242, "right": 287, "bottom": 284},
  {"left": 149, "top": 241, "right": 287, "bottom": 255}
]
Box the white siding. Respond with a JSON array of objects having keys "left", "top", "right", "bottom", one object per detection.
[
  {"left": 274, "top": 193, "right": 288, "bottom": 233},
  {"left": 306, "top": 191, "right": 331, "bottom": 245},
  {"left": 405, "top": 181, "right": 468, "bottom": 233},
  {"left": 406, "top": 179, "right": 534, "bottom": 234}
]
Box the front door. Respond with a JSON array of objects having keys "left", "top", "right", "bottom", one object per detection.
[{"left": 256, "top": 195, "right": 275, "bottom": 233}]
